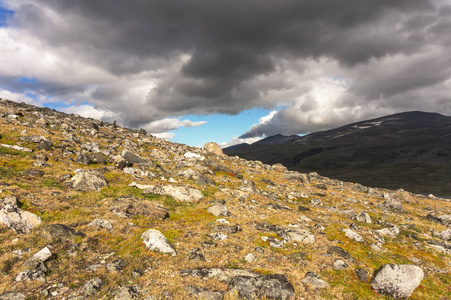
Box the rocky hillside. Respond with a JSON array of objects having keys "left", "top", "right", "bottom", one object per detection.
[
  {"left": 224, "top": 112, "right": 451, "bottom": 197},
  {"left": 0, "top": 98, "right": 450, "bottom": 300}
]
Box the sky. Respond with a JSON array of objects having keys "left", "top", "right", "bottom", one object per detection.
[{"left": 0, "top": 0, "right": 451, "bottom": 147}]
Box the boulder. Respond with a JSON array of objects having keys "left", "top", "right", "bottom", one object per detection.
[
  {"left": 0, "top": 196, "right": 41, "bottom": 234},
  {"left": 66, "top": 170, "right": 108, "bottom": 192},
  {"left": 227, "top": 274, "right": 295, "bottom": 300},
  {"left": 110, "top": 195, "right": 169, "bottom": 220},
  {"left": 370, "top": 264, "right": 424, "bottom": 299},
  {"left": 142, "top": 185, "right": 204, "bottom": 202},
  {"left": 141, "top": 229, "right": 176, "bottom": 256},
  {"left": 203, "top": 142, "right": 223, "bottom": 156}
]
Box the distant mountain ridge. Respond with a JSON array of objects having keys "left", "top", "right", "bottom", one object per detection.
[{"left": 224, "top": 111, "right": 451, "bottom": 197}]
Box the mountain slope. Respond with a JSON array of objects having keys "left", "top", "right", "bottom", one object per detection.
[
  {"left": 224, "top": 111, "right": 451, "bottom": 197},
  {"left": 0, "top": 99, "right": 450, "bottom": 299}
]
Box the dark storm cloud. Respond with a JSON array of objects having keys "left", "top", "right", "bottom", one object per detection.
[{"left": 3, "top": 0, "right": 451, "bottom": 135}]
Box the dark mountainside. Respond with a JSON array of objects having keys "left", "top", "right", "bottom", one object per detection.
[{"left": 224, "top": 111, "right": 451, "bottom": 197}]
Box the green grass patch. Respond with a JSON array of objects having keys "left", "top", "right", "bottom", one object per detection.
[{"left": 39, "top": 177, "right": 64, "bottom": 189}]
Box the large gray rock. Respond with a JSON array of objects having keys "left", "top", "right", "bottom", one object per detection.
[
  {"left": 66, "top": 170, "right": 108, "bottom": 191},
  {"left": 141, "top": 229, "right": 176, "bottom": 256},
  {"left": 142, "top": 185, "right": 204, "bottom": 202},
  {"left": 370, "top": 264, "right": 424, "bottom": 299},
  {"left": 227, "top": 274, "right": 295, "bottom": 300},
  {"left": 110, "top": 195, "right": 169, "bottom": 220},
  {"left": 203, "top": 142, "right": 223, "bottom": 156},
  {"left": 0, "top": 196, "right": 41, "bottom": 234}
]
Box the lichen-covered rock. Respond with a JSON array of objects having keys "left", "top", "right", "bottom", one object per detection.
[
  {"left": 88, "top": 218, "right": 113, "bottom": 230},
  {"left": 121, "top": 150, "right": 153, "bottom": 166},
  {"left": 141, "top": 229, "right": 176, "bottom": 256},
  {"left": 66, "top": 170, "right": 108, "bottom": 191},
  {"left": 370, "top": 264, "right": 424, "bottom": 299},
  {"left": 227, "top": 274, "right": 295, "bottom": 300},
  {"left": 0, "top": 292, "right": 26, "bottom": 300}
]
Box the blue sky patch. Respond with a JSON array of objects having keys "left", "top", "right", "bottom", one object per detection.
[{"left": 0, "top": 5, "right": 14, "bottom": 27}]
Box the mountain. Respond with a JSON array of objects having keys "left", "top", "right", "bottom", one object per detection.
[
  {"left": 224, "top": 111, "right": 451, "bottom": 197},
  {"left": 0, "top": 98, "right": 450, "bottom": 299}
]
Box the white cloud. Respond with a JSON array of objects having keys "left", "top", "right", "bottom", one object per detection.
[
  {"left": 0, "top": 90, "right": 42, "bottom": 107},
  {"left": 143, "top": 118, "right": 207, "bottom": 134},
  {"left": 60, "top": 104, "right": 119, "bottom": 121},
  {"left": 153, "top": 132, "right": 176, "bottom": 140}
]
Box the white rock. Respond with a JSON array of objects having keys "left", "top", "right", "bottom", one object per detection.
[
  {"left": 203, "top": 142, "right": 223, "bottom": 156},
  {"left": 208, "top": 232, "right": 228, "bottom": 241},
  {"left": 333, "top": 260, "right": 348, "bottom": 270},
  {"left": 343, "top": 228, "right": 365, "bottom": 243},
  {"left": 440, "top": 229, "right": 451, "bottom": 241},
  {"left": 142, "top": 185, "right": 204, "bottom": 202},
  {"left": 184, "top": 152, "right": 205, "bottom": 160},
  {"left": 370, "top": 264, "right": 424, "bottom": 298},
  {"left": 141, "top": 229, "right": 176, "bottom": 256},
  {"left": 207, "top": 205, "right": 230, "bottom": 217},
  {"left": 244, "top": 253, "right": 257, "bottom": 263},
  {"left": 33, "top": 247, "right": 52, "bottom": 262},
  {"left": 285, "top": 229, "right": 316, "bottom": 244},
  {"left": 0, "top": 202, "right": 41, "bottom": 234}
]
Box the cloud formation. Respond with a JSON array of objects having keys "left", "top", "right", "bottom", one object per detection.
[{"left": 1, "top": 0, "right": 450, "bottom": 139}]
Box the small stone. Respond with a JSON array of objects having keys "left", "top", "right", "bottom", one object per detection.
[
  {"left": 333, "top": 260, "right": 348, "bottom": 270},
  {"left": 188, "top": 247, "right": 206, "bottom": 261},
  {"left": 88, "top": 219, "right": 113, "bottom": 230},
  {"left": 301, "top": 271, "right": 330, "bottom": 289},
  {"left": 83, "top": 277, "right": 103, "bottom": 296},
  {"left": 343, "top": 228, "right": 365, "bottom": 243},
  {"left": 207, "top": 205, "right": 231, "bottom": 217},
  {"left": 141, "top": 229, "right": 176, "bottom": 256},
  {"left": 208, "top": 232, "right": 228, "bottom": 241},
  {"left": 355, "top": 268, "right": 369, "bottom": 282},
  {"left": 244, "top": 253, "right": 257, "bottom": 263}
]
